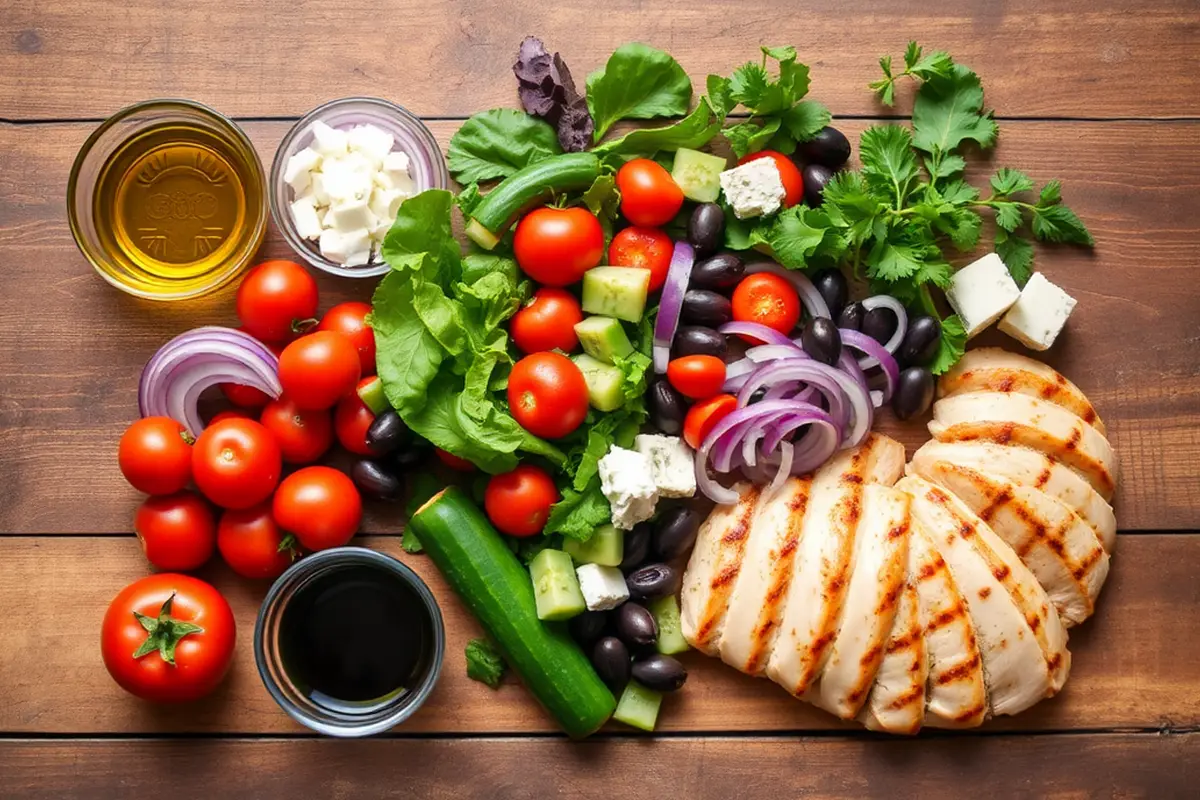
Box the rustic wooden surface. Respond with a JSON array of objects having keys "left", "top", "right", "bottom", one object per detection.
[{"left": 1, "top": 0, "right": 1198, "bottom": 797}]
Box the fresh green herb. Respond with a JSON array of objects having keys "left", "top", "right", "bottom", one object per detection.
[
  {"left": 592, "top": 99, "right": 722, "bottom": 159},
  {"left": 586, "top": 43, "right": 693, "bottom": 141},
  {"left": 465, "top": 638, "right": 507, "bottom": 689}
]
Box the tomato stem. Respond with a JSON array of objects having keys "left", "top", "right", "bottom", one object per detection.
[
  {"left": 131, "top": 593, "right": 205, "bottom": 666},
  {"left": 291, "top": 317, "right": 319, "bottom": 335},
  {"left": 277, "top": 533, "right": 300, "bottom": 561}
]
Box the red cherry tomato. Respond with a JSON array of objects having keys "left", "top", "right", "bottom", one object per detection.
[
  {"left": 273, "top": 466, "right": 362, "bottom": 552},
  {"left": 616, "top": 158, "right": 685, "bottom": 227},
  {"left": 259, "top": 396, "right": 334, "bottom": 464},
  {"left": 738, "top": 150, "right": 804, "bottom": 208},
  {"left": 507, "top": 352, "right": 589, "bottom": 439},
  {"left": 667, "top": 355, "right": 727, "bottom": 400},
  {"left": 334, "top": 379, "right": 377, "bottom": 456},
  {"left": 235, "top": 260, "right": 319, "bottom": 343},
  {"left": 217, "top": 504, "right": 296, "bottom": 580},
  {"left": 101, "top": 574, "right": 235, "bottom": 703},
  {"left": 607, "top": 226, "right": 674, "bottom": 293},
  {"left": 221, "top": 335, "right": 284, "bottom": 409},
  {"left": 191, "top": 418, "right": 281, "bottom": 509},
  {"left": 683, "top": 393, "right": 738, "bottom": 449},
  {"left": 209, "top": 409, "right": 253, "bottom": 425},
  {"left": 278, "top": 331, "right": 362, "bottom": 410},
  {"left": 731, "top": 272, "right": 802, "bottom": 341},
  {"left": 510, "top": 288, "right": 584, "bottom": 354},
  {"left": 513, "top": 207, "right": 604, "bottom": 287},
  {"left": 317, "top": 301, "right": 376, "bottom": 377},
  {"left": 484, "top": 465, "right": 559, "bottom": 537},
  {"left": 435, "top": 448, "right": 477, "bottom": 472},
  {"left": 118, "top": 417, "right": 193, "bottom": 496},
  {"left": 134, "top": 491, "right": 216, "bottom": 572}
]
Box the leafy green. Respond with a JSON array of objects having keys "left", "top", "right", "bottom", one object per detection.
[
  {"left": 587, "top": 43, "right": 692, "bottom": 141},
  {"left": 581, "top": 174, "right": 620, "bottom": 220},
  {"left": 465, "top": 638, "right": 507, "bottom": 689},
  {"left": 447, "top": 109, "right": 562, "bottom": 184},
  {"left": 1031, "top": 204, "right": 1095, "bottom": 245},
  {"left": 911, "top": 65, "right": 998, "bottom": 157},
  {"left": 869, "top": 42, "right": 955, "bottom": 106},
  {"left": 858, "top": 125, "right": 920, "bottom": 207},
  {"left": 928, "top": 314, "right": 967, "bottom": 375},
  {"left": 545, "top": 479, "right": 612, "bottom": 540},
  {"left": 592, "top": 99, "right": 722, "bottom": 159}
]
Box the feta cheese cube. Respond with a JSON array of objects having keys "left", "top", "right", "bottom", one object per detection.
[
  {"left": 946, "top": 253, "right": 1022, "bottom": 338},
  {"left": 289, "top": 194, "right": 323, "bottom": 240},
  {"left": 370, "top": 213, "right": 393, "bottom": 243},
  {"left": 318, "top": 228, "right": 351, "bottom": 264},
  {"left": 634, "top": 434, "right": 696, "bottom": 499},
  {"left": 998, "top": 272, "right": 1077, "bottom": 351},
  {"left": 328, "top": 196, "right": 376, "bottom": 232},
  {"left": 318, "top": 227, "right": 372, "bottom": 266},
  {"left": 382, "top": 150, "right": 416, "bottom": 194},
  {"left": 310, "top": 120, "right": 348, "bottom": 157},
  {"left": 598, "top": 446, "right": 659, "bottom": 531},
  {"left": 575, "top": 564, "right": 630, "bottom": 611},
  {"left": 719, "top": 158, "right": 787, "bottom": 219},
  {"left": 311, "top": 173, "right": 330, "bottom": 206},
  {"left": 344, "top": 247, "right": 374, "bottom": 268},
  {"left": 283, "top": 147, "right": 321, "bottom": 195},
  {"left": 347, "top": 124, "right": 395, "bottom": 166},
  {"left": 321, "top": 167, "right": 373, "bottom": 205},
  {"left": 369, "top": 188, "right": 405, "bottom": 225}
]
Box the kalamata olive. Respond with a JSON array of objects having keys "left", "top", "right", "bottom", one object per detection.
[
  {"left": 626, "top": 563, "right": 681, "bottom": 601},
  {"left": 649, "top": 380, "right": 686, "bottom": 436},
  {"left": 631, "top": 653, "right": 688, "bottom": 692},
  {"left": 812, "top": 269, "right": 848, "bottom": 318},
  {"left": 893, "top": 367, "right": 935, "bottom": 421},
  {"left": 837, "top": 301, "right": 865, "bottom": 331},
  {"left": 351, "top": 459, "right": 402, "bottom": 501},
  {"left": 862, "top": 306, "right": 898, "bottom": 346},
  {"left": 570, "top": 610, "right": 610, "bottom": 647},
  {"left": 897, "top": 315, "right": 941, "bottom": 367},
  {"left": 615, "top": 602, "right": 658, "bottom": 648},
  {"left": 803, "top": 163, "right": 836, "bottom": 208},
  {"left": 592, "top": 636, "right": 631, "bottom": 690},
  {"left": 673, "top": 326, "right": 728, "bottom": 360},
  {"left": 690, "top": 253, "right": 745, "bottom": 290},
  {"left": 365, "top": 409, "right": 406, "bottom": 455},
  {"left": 801, "top": 317, "right": 842, "bottom": 366},
  {"left": 682, "top": 290, "right": 733, "bottom": 326},
  {"left": 798, "top": 126, "right": 851, "bottom": 168},
  {"left": 390, "top": 438, "right": 431, "bottom": 471},
  {"left": 687, "top": 203, "right": 726, "bottom": 258},
  {"left": 620, "top": 523, "right": 653, "bottom": 572},
  {"left": 653, "top": 506, "right": 700, "bottom": 561}
]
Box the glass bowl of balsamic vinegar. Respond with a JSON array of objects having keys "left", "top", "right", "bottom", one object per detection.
[{"left": 255, "top": 548, "right": 445, "bottom": 737}]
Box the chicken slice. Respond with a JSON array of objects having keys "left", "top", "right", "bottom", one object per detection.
[
  {"left": 807, "top": 484, "right": 911, "bottom": 719},
  {"left": 939, "top": 348, "right": 1105, "bottom": 435},
  {"left": 680, "top": 483, "right": 762, "bottom": 655},
  {"left": 718, "top": 477, "right": 810, "bottom": 675},
  {"left": 915, "top": 460, "right": 1110, "bottom": 627},
  {"left": 909, "top": 440, "right": 1116, "bottom": 553},
  {"left": 929, "top": 392, "right": 1117, "bottom": 500},
  {"left": 859, "top": 545, "right": 927, "bottom": 735},
  {"left": 766, "top": 434, "right": 906, "bottom": 696}
]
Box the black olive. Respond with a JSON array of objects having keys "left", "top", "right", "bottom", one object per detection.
[
  {"left": 631, "top": 654, "right": 688, "bottom": 692},
  {"left": 690, "top": 254, "right": 745, "bottom": 290},
  {"left": 862, "top": 306, "right": 898, "bottom": 346},
  {"left": 801, "top": 317, "right": 842, "bottom": 366},
  {"left": 653, "top": 507, "right": 700, "bottom": 561},
  {"left": 390, "top": 438, "right": 432, "bottom": 472},
  {"left": 625, "top": 563, "right": 681, "bottom": 601},
  {"left": 620, "top": 523, "right": 653, "bottom": 573},
  {"left": 837, "top": 301, "right": 865, "bottom": 332},
  {"left": 681, "top": 290, "right": 733, "bottom": 327},
  {"left": 893, "top": 367, "right": 935, "bottom": 421},
  {"left": 350, "top": 459, "right": 402, "bottom": 501},
  {"left": 615, "top": 603, "right": 658, "bottom": 648},
  {"left": 812, "top": 269, "right": 848, "bottom": 318},
  {"left": 802, "top": 163, "right": 836, "bottom": 208},
  {"left": 365, "top": 409, "right": 406, "bottom": 455},
  {"left": 673, "top": 326, "right": 728, "bottom": 360},
  {"left": 897, "top": 315, "right": 941, "bottom": 367},
  {"left": 798, "top": 126, "right": 851, "bottom": 168},
  {"left": 591, "top": 636, "right": 631, "bottom": 691},
  {"left": 570, "top": 611, "right": 609, "bottom": 648},
  {"left": 649, "top": 380, "right": 686, "bottom": 436},
  {"left": 687, "top": 203, "right": 726, "bottom": 258}
]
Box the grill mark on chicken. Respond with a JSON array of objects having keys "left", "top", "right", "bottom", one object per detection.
[
  {"left": 992, "top": 564, "right": 1010, "bottom": 582},
  {"left": 711, "top": 562, "right": 741, "bottom": 589},
  {"left": 842, "top": 473, "right": 864, "bottom": 485},
  {"left": 1026, "top": 612, "right": 1042, "bottom": 633},
  {"left": 887, "top": 524, "right": 907, "bottom": 540},
  {"left": 998, "top": 376, "right": 1016, "bottom": 392},
  {"left": 934, "top": 652, "right": 982, "bottom": 685},
  {"left": 859, "top": 643, "right": 883, "bottom": 668},
  {"left": 888, "top": 682, "right": 925, "bottom": 710},
  {"left": 927, "top": 602, "right": 968, "bottom": 633},
  {"left": 1034, "top": 467, "right": 1053, "bottom": 489},
  {"left": 1047, "top": 652, "right": 1064, "bottom": 672},
  {"left": 953, "top": 702, "right": 989, "bottom": 724},
  {"left": 977, "top": 485, "right": 1014, "bottom": 523},
  {"left": 744, "top": 484, "right": 808, "bottom": 674},
  {"left": 693, "top": 489, "right": 760, "bottom": 647},
  {"left": 978, "top": 586, "right": 992, "bottom": 600},
  {"left": 1064, "top": 425, "right": 1082, "bottom": 452},
  {"left": 1082, "top": 407, "right": 1098, "bottom": 426},
  {"left": 876, "top": 583, "right": 903, "bottom": 617},
  {"left": 886, "top": 629, "right": 918, "bottom": 654}
]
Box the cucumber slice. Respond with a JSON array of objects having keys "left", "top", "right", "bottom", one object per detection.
[
  {"left": 613, "top": 680, "right": 663, "bottom": 732},
  {"left": 530, "top": 549, "right": 587, "bottom": 621},
  {"left": 649, "top": 595, "right": 689, "bottom": 655},
  {"left": 574, "top": 316, "right": 634, "bottom": 364},
  {"left": 582, "top": 267, "right": 650, "bottom": 323},
  {"left": 356, "top": 376, "right": 392, "bottom": 415},
  {"left": 572, "top": 354, "right": 625, "bottom": 412},
  {"left": 564, "top": 524, "right": 624, "bottom": 567},
  {"left": 672, "top": 148, "right": 728, "bottom": 203}
]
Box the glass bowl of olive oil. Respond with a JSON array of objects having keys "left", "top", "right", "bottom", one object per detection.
[{"left": 68, "top": 100, "right": 268, "bottom": 301}]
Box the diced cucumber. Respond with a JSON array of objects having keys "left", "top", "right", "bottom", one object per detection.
[
  {"left": 572, "top": 354, "right": 625, "bottom": 412},
  {"left": 356, "top": 376, "right": 391, "bottom": 416},
  {"left": 613, "top": 680, "right": 663, "bottom": 732},
  {"left": 574, "top": 316, "right": 634, "bottom": 364},
  {"left": 582, "top": 267, "right": 649, "bottom": 323},
  {"left": 649, "top": 595, "right": 689, "bottom": 655},
  {"left": 530, "top": 549, "right": 586, "bottom": 621},
  {"left": 672, "top": 148, "right": 728, "bottom": 203},
  {"left": 564, "top": 524, "right": 624, "bottom": 567}
]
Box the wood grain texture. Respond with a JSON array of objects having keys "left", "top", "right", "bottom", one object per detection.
[
  {"left": 2, "top": 0, "right": 1199, "bottom": 120},
  {"left": 1, "top": 733, "right": 1197, "bottom": 799},
  {"left": 0, "top": 535, "right": 1195, "bottom": 735}
]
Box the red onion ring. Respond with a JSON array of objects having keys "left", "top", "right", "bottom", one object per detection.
[
  {"left": 860, "top": 295, "right": 908, "bottom": 357},
  {"left": 652, "top": 241, "right": 694, "bottom": 373},
  {"left": 836, "top": 350, "right": 874, "bottom": 447},
  {"left": 839, "top": 329, "right": 899, "bottom": 403},
  {"left": 718, "top": 321, "right": 797, "bottom": 347},
  {"left": 745, "top": 261, "right": 830, "bottom": 319}
]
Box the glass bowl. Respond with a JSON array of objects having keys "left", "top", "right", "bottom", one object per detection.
[
  {"left": 269, "top": 97, "right": 449, "bottom": 279},
  {"left": 67, "top": 99, "right": 267, "bottom": 301}
]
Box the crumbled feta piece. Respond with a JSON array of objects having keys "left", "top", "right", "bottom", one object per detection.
[
  {"left": 318, "top": 228, "right": 351, "bottom": 264},
  {"left": 283, "top": 147, "right": 321, "bottom": 195},
  {"left": 344, "top": 248, "right": 373, "bottom": 268},
  {"left": 998, "top": 272, "right": 1077, "bottom": 351},
  {"left": 634, "top": 434, "right": 696, "bottom": 499},
  {"left": 328, "top": 196, "right": 376, "bottom": 232},
  {"left": 719, "top": 158, "right": 787, "bottom": 219},
  {"left": 946, "top": 253, "right": 1022, "bottom": 338},
  {"left": 347, "top": 124, "right": 395, "bottom": 166},
  {"left": 321, "top": 162, "right": 374, "bottom": 204},
  {"left": 289, "top": 194, "right": 323, "bottom": 241},
  {"left": 310, "top": 173, "right": 330, "bottom": 206},
  {"left": 310, "top": 120, "right": 348, "bottom": 157},
  {"left": 383, "top": 151, "right": 417, "bottom": 194},
  {"left": 575, "top": 564, "right": 630, "bottom": 611},
  {"left": 598, "top": 446, "right": 659, "bottom": 531},
  {"left": 369, "top": 188, "right": 406, "bottom": 226}
]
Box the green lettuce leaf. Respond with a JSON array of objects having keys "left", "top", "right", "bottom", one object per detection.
[
  {"left": 447, "top": 109, "right": 562, "bottom": 185},
  {"left": 592, "top": 99, "right": 721, "bottom": 158},
  {"left": 587, "top": 43, "right": 692, "bottom": 140}
]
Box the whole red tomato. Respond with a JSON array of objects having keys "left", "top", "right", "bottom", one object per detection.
[
  {"left": 259, "top": 396, "right": 334, "bottom": 464},
  {"left": 435, "top": 448, "right": 476, "bottom": 472},
  {"left": 134, "top": 491, "right": 216, "bottom": 571},
  {"left": 317, "top": 301, "right": 376, "bottom": 376},
  {"left": 616, "top": 159, "right": 685, "bottom": 227},
  {"left": 513, "top": 207, "right": 604, "bottom": 287},
  {"left": 235, "top": 260, "right": 319, "bottom": 343},
  {"left": 484, "top": 465, "right": 559, "bottom": 537},
  {"left": 118, "top": 417, "right": 193, "bottom": 496},
  {"left": 101, "top": 574, "right": 236, "bottom": 703},
  {"left": 217, "top": 504, "right": 296, "bottom": 580},
  {"left": 278, "top": 331, "right": 362, "bottom": 410},
  {"left": 666, "top": 355, "right": 728, "bottom": 400},
  {"left": 507, "top": 352, "right": 589, "bottom": 439},
  {"left": 208, "top": 409, "right": 252, "bottom": 425},
  {"left": 510, "top": 288, "right": 584, "bottom": 354},
  {"left": 607, "top": 226, "right": 674, "bottom": 292},
  {"left": 738, "top": 150, "right": 804, "bottom": 208},
  {"left": 192, "top": 418, "right": 281, "bottom": 509},
  {"left": 273, "top": 466, "right": 362, "bottom": 552},
  {"left": 334, "top": 379, "right": 377, "bottom": 456}
]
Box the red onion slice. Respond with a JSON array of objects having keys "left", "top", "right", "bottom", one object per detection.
[
  {"left": 745, "top": 261, "right": 830, "bottom": 319},
  {"left": 652, "top": 241, "right": 695, "bottom": 373},
  {"left": 718, "top": 321, "right": 798, "bottom": 347},
  {"left": 860, "top": 295, "right": 908, "bottom": 357},
  {"left": 836, "top": 350, "right": 874, "bottom": 447},
  {"left": 839, "top": 329, "right": 899, "bottom": 403},
  {"left": 766, "top": 441, "right": 794, "bottom": 496},
  {"left": 746, "top": 343, "right": 808, "bottom": 363}
]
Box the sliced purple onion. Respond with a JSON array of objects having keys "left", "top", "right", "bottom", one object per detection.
[
  {"left": 745, "top": 261, "right": 830, "bottom": 320},
  {"left": 766, "top": 441, "right": 795, "bottom": 496},
  {"left": 652, "top": 242, "right": 695, "bottom": 373},
  {"left": 839, "top": 328, "right": 900, "bottom": 403},
  {"left": 861, "top": 295, "right": 908, "bottom": 356},
  {"left": 836, "top": 350, "right": 874, "bottom": 447},
  {"left": 746, "top": 343, "right": 808, "bottom": 363},
  {"left": 718, "top": 321, "right": 797, "bottom": 347}
]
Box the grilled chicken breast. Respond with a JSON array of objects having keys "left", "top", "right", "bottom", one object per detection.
[{"left": 858, "top": 547, "right": 927, "bottom": 735}]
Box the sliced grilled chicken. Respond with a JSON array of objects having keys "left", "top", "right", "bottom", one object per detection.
[
  {"left": 909, "top": 440, "right": 1116, "bottom": 553},
  {"left": 929, "top": 392, "right": 1117, "bottom": 500},
  {"left": 909, "top": 520, "right": 988, "bottom": 728},
  {"left": 680, "top": 483, "right": 761, "bottom": 655},
  {"left": 939, "top": 348, "right": 1105, "bottom": 434},
  {"left": 718, "top": 477, "right": 810, "bottom": 675},
  {"left": 767, "top": 434, "right": 906, "bottom": 696},
  {"left": 915, "top": 460, "right": 1110, "bottom": 626},
  {"left": 807, "top": 484, "right": 911, "bottom": 719},
  {"left": 858, "top": 545, "right": 927, "bottom": 735}
]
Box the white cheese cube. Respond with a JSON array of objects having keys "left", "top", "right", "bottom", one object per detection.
[
  {"left": 310, "top": 120, "right": 348, "bottom": 157},
  {"left": 311, "top": 173, "right": 330, "bottom": 206},
  {"left": 343, "top": 247, "right": 374, "bottom": 268},
  {"left": 998, "top": 272, "right": 1077, "bottom": 351},
  {"left": 318, "top": 228, "right": 351, "bottom": 264},
  {"left": 634, "top": 434, "right": 696, "bottom": 499},
  {"left": 946, "top": 253, "right": 1022, "bottom": 338},
  {"left": 369, "top": 188, "right": 405, "bottom": 225},
  {"left": 283, "top": 147, "right": 321, "bottom": 196},
  {"left": 719, "top": 158, "right": 787, "bottom": 219},
  {"left": 347, "top": 124, "right": 395, "bottom": 166},
  {"left": 328, "top": 196, "right": 376, "bottom": 232},
  {"left": 369, "top": 213, "right": 393, "bottom": 243},
  {"left": 575, "top": 564, "right": 630, "bottom": 611},
  {"left": 289, "top": 194, "right": 323, "bottom": 240},
  {"left": 321, "top": 167, "right": 374, "bottom": 205},
  {"left": 598, "top": 446, "right": 659, "bottom": 531},
  {"left": 382, "top": 150, "right": 416, "bottom": 194}
]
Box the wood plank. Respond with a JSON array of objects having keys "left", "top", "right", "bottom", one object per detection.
[
  {"left": 1, "top": 733, "right": 1196, "bottom": 799},
  {"left": 0, "top": 535, "right": 1195, "bottom": 735},
  {"left": 2, "top": 0, "right": 1199, "bottom": 120},
  {"left": 1, "top": 120, "right": 1197, "bottom": 533}
]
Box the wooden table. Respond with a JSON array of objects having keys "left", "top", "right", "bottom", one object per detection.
[{"left": 2, "top": 0, "right": 1198, "bottom": 796}]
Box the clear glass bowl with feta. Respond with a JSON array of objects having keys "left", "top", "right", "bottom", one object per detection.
[{"left": 269, "top": 97, "right": 449, "bottom": 278}]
